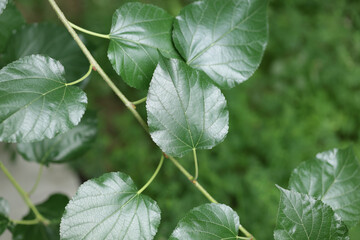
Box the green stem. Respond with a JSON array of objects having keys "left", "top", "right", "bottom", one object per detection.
[
  {"left": 239, "top": 225, "right": 255, "bottom": 239},
  {"left": 28, "top": 165, "right": 44, "bottom": 196},
  {"left": 137, "top": 155, "right": 164, "bottom": 194},
  {"left": 69, "top": 21, "right": 110, "bottom": 39},
  {"left": 66, "top": 64, "right": 93, "bottom": 86},
  {"left": 48, "top": 0, "right": 148, "bottom": 132},
  {"left": 132, "top": 97, "right": 147, "bottom": 105},
  {"left": 0, "top": 161, "right": 49, "bottom": 224},
  {"left": 192, "top": 148, "right": 198, "bottom": 181},
  {"left": 48, "top": 1, "right": 255, "bottom": 238},
  {"left": 11, "top": 219, "right": 40, "bottom": 225},
  {"left": 168, "top": 155, "right": 217, "bottom": 203}
]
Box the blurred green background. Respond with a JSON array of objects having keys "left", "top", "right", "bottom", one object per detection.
[{"left": 11, "top": 0, "right": 360, "bottom": 239}]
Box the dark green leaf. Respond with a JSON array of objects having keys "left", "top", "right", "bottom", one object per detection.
[
  {"left": 108, "top": 2, "right": 179, "bottom": 89},
  {"left": 0, "top": 55, "right": 87, "bottom": 143},
  {"left": 170, "top": 203, "right": 240, "bottom": 240},
  {"left": 60, "top": 172, "right": 161, "bottom": 240},
  {"left": 13, "top": 194, "right": 69, "bottom": 240},
  {"left": 173, "top": 0, "right": 268, "bottom": 88},
  {"left": 0, "top": 0, "right": 24, "bottom": 52},
  {"left": 146, "top": 56, "right": 228, "bottom": 157},
  {"left": 17, "top": 111, "right": 97, "bottom": 165},
  {"left": 275, "top": 186, "right": 349, "bottom": 240},
  {"left": 3, "top": 23, "right": 90, "bottom": 87},
  {"left": 0, "top": 197, "right": 9, "bottom": 235},
  {"left": 289, "top": 148, "right": 360, "bottom": 227}
]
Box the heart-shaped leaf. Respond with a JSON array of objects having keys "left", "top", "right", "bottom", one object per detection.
[
  {"left": 170, "top": 203, "right": 240, "bottom": 240},
  {"left": 0, "top": 0, "right": 24, "bottom": 52},
  {"left": 17, "top": 111, "right": 97, "bottom": 165},
  {"left": 60, "top": 172, "right": 161, "bottom": 240},
  {"left": 289, "top": 148, "right": 360, "bottom": 227},
  {"left": 173, "top": 0, "right": 268, "bottom": 88},
  {"left": 147, "top": 56, "right": 228, "bottom": 157},
  {"left": 108, "top": 2, "right": 179, "bottom": 89},
  {"left": 275, "top": 187, "right": 349, "bottom": 240},
  {"left": 3, "top": 23, "right": 90, "bottom": 87},
  {"left": 0, "top": 198, "right": 9, "bottom": 235},
  {"left": 0, "top": 55, "right": 87, "bottom": 143},
  {"left": 12, "top": 194, "right": 69, "bottom": 240}
]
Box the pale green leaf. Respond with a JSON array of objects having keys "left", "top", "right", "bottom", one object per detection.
[
  {"left": 173, "top": 0, "right": 268, "bottom": 88},
  {"left": 289, "top": 148, "right": 360, "bottom": 227},
  {"left": 275, "top": 187, "right": 349, "bottom": 240},
  {"left": 60, "top": 172, "right": 161, "bottom": 240},
  {"left": 17, "top": 111, "right": 97, "bottom": 165},
  {"left": 146, "top": 56, "right": 228, "bottom": 157},
  {"left": 0, "top": 55, "right": 87, "bottom": 143},
  {"left": 108, "top": 2, "right": 179, "bottom": 89},
  {"left": 170, "top": 203, "right": 240, "bottom": 240}
]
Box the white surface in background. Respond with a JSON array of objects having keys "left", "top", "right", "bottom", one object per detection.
[{"left": 0, "top": 151, "right": 80, "bottom": 240}]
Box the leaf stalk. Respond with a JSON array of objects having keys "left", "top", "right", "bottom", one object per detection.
[
  {"left": 68, "top": 21, "right": 110, "bottom": 39},
  {"left": 137, "top": 155, "right": 164, "bottom": 194},
  {"left": 66, "top": 64, "right": 93, "bottom": 86}
]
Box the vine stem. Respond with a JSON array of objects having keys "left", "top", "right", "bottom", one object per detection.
[
  {"left": 48, "top": 0, "right": 148, "bottom": 132},
  {"left": 137, "top": 155, "right": 164, "bottom": 194},
  {"left": 47, "top": 1, "right": 254, "bottom": 238},
  {"left": 68, "top": 21, "right": 110, "bottom": 39},
  {"left": 192, "top": 148, "right": 198, "bottom": 181},
  {"left": 28, "top": 165, "right": 44, "bottom": 196},
  {"left": 0, "top": 161, "right": 49, "bottom": 224},
  {"left": 66, "top": 64, "right": 93, "bottom": 86},
  {"left": 132, "top": 96, "right": 147, "bottom": 105}
]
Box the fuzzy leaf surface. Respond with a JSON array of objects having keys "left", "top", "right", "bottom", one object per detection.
[
  {"left": 0, "top": 55, "right": 87, "bottom": 143},
  {"left": 173, "top": 0, "right": 268, "bottom": 88},
  {"left": 289, "top": 148, "right": 360, "bottom": 227},
  {"left": 12, "top": 194, "right": 69, "bottom": 240},
  {"left": 17, "top": 111, "right": 97, "bottom": 164},
  {"left": 170, "top": 203, "right": 240, "bottom": 240},
  {"left": 108, "top": 2, "right": 178, "bottom": 89},
  {"left": 275, "top": 187, "right": 349, "bottom": 240},
  {"left": 146, "top": 56, "right": 228, "bottom": 157},
  {"left": 60, "top": 172, "right": 161, "bottom": 240}
]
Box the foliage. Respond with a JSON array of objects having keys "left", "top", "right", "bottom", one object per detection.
[{"left": 0, "top": 0, "right": 359, "bottom": 239}]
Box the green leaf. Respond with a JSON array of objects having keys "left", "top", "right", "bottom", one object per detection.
[
  {"left": 146, "top": 56, "right": 228, "bottom": 157},
  {"left": 60, "top": 172, "right": 161, "bottom": 240},
  {"left": 275, "top": 187, "right": 349, "bottom": 240},
  {"left": 289, "top": 148, "right": 360, "bottom": 227},
  {"left": 0, "top": 198, "right": 9, "bottom": 235},
  {"left": 16, "top": 111, "right": 97, "bottom": 165},
  {"left": 3, "top": 23, "right": 90, "bottom": 87},
  {"left": 0, "top": 55, "right": 87, "bottom": 143},
  {"left": 13, "top": 194, "right": 69, "bottom": 240},
  {"left": 0, "top": 0, "right": 24, "bottom": 52},
  {"left": 108, "top": 2, "right": 179, "bottom": 89},
  {"left": 169, "top": 203, "right": 240, "bottom": 240},
  {"left": 173, "top": 0, "right": 268, "bottom": 88}
]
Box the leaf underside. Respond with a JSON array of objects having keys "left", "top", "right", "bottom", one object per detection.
[
  {"left": 0, "top": 55, "right": 87, "bottom": 143},
  {"left": 146, "top": 56, "right": 229, "bottom": 157},
  {"left": 108, "top": 2, "right": 178, "bottom": 89},
  {"left": 60, "top": 172, "right": 161, "bottom": 240},
  {"left": 170, "top": 203, "right": 240, "bottom": 240},
  {"left": 289, "top": 148, "right": 360, "bottom": 227},
  {"left": 17, "top": 111, "right": 97, "bottom": 165},
  {"left": 275, "top": 187, "right": 349, "bottom": 240},
  {"left": 173, "top": 0, "right": 268, "bottom": 88}
]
